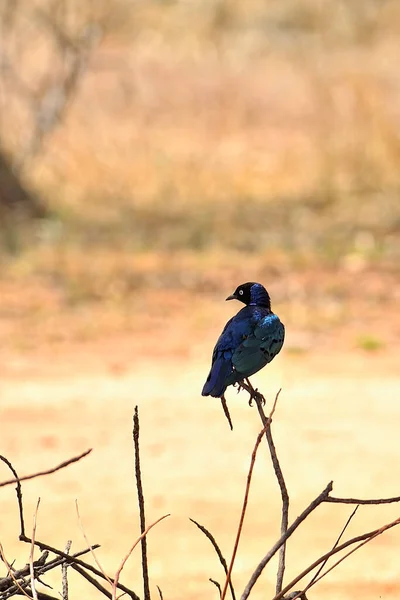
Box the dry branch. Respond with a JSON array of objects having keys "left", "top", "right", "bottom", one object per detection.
[
  {"left": 239, "top": 383, "right": 289, "bottom": 594},
  {"left": 133, "top": 406, "right": 150, "bottom": 600},
  {"left": 221, "top": 424, "right": 268, "bottom": 600},
  {"left": 189, "top": 519, "right": 236, "bottom": 600},
  {"left": 240, "top": 481, "right": 333, "bottom": 600},
  {"left": 272, "top": 515, "right": 400, "bottom": 600},
  {"left": 0, "top": 450, "right": 92, "bottom": 489}
]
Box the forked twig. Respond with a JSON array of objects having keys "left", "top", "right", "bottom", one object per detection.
[
  {"left": 0, "top": 454, "right": 25, "bottom": 536},
  {"left": 112, "top": 514, "right": 170, "bottom": 600},
  {"left": 272, "top": 516, "right": 400, "bottom": 600},
  {"left": 0, "top": 542, "right": 32, "bottom": 598},
  {"left": 133, "top": 406, "right": 150, "bottom": 600},
  {"left": 308, "top": 505, "right": 359, "bottom": 587},
  {"left": 241, "top": 482, "right": 333, "bottom": 600}
]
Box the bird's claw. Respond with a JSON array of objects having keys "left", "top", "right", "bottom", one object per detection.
[{"left": 248, "top": 388, "right": 266, "bottom": 407}]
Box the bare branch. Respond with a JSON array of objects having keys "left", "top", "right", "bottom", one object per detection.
[
  {"left": 29, "top": 498, "right": 41, "bottom": 600},
  {"left": 307, "top": 505, "right": 359, "bottom": 588},
  {"left": 241, "top": 383, "right": 289, "bottom": 594},
  {"left": 210, "top": 578, "right": 222, "bottom": 596},
  {"left": 156, "top": 584, "right": 164, "bottom": 600},
  {"left": 189, "top": 519, "right": 236, "bottom": 600},
  {"left": 70, "top": 563, "right": 112, "bottom": 599},
  {"left": 0, "top": 454, "right": 25, "bottom": 536},
  {"left": 221, "top": 424, "right": 269, "bottom": 600},
  {"left": 62, "top": 540, "right": 72, "bottom": 600},
  {"left": 240, "top": 481, "right": 333, "bottom": 600},
  {"left": 326, "top": 494, "right": 400, "bottom": 505},
  {"left": 19, "top": 536, "right": 140, "bottom": 600},
  {"left": 112, "top": 514, "right": 170, "bottom": 600},
  {"left": 272, "top": 516, "right": 400, "bottom": 600},
  {"left": 0, "top": 449, "right": 92, "bottom": 488},
  {"left": 0, "top": 542, "right": 32, "bottom": 598},
  {"left": 75, "top": 499, "right": 113, "bottom": 588},
  {"left": 133, "top": 405, "right": 150, "bottom": 600}
]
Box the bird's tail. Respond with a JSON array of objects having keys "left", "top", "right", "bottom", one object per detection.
[{"left": 202, "top": 357, "right": 232, "bottom": 398}]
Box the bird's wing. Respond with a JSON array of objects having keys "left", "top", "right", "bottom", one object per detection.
[
  {"left": 231, "top": 313, "right": 285, "bottom": 376},
  {"left": 211, "top": 310, "right": 254, "bottom": 364},
  {"left": 202, "top": 310, "right": 255, "bottom": 397}
]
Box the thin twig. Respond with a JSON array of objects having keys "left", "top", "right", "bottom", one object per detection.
[
  {"left": 221, "top": 424, "right": 269, "bottom": 600},
  {"left": 0, "top": 455, "right": 26, "bottom": 536},
  {"left": 133, "top": 406, "right": 150, "bottom": 600},
  {"left": 29, "top": 498, "right": 41, "bottom": 600},
  {"left": 75, "top": 500, "right": 113, "bottom": 588},
  {"left": 156, "top": 585, "right": 164, "bottom": 600},
  {"left": 0, "top": 543, "right": 32, "bottom": 598},
  {"left": 70, "top": 564, "right": 112, "bottom": 599},
  {"left": 112, "top": 514, "right": 170, "bottom": 600},
  {"left": 62, "top": 540, "right": 72, "bottom": 600},
  {"left": 189, "top": 519, "right": 236, "bottom": 600},
  {"left": 19, "top": 537, "right": 140, "bottom": 599},
  {"left": 271, "top": 516, "right": 400, "bottom": 600},
  {"left": 243, "top": 383, "right": 289, "bottom": 594},
  {"left": 210, "top": 578, "right": 222, "bottom": 597},
  {"left": 326, "top": 494, "right": 400, "bottom": 505},
  {"left": 241, "top": 481, "right": 333, "bottom": 600},
  {"left": 308, "top": 505, "right": 359, "bottom": 588},
  {"left": 0, "top": 449, "right": 92, "bottom": 488}
]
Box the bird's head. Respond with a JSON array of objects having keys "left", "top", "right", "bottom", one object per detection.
[{"left": 226, "top": 282, "right": 271, "bottom": 309}]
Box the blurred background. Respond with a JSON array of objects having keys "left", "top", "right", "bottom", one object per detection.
[
  {"left": 1, "top": 2, "right": 400, "bottom": 599},
  {"left": 0, "top": 0, "right": 399, "bottom": 352}
]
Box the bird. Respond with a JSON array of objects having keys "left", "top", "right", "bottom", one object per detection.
[{"left": 202, "top": 282, "right": 285, "bottom": 400}]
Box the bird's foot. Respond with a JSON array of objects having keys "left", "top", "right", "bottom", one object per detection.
[
  {"left": 236, "top": 380, "right": 245, "bottom": 394},
  {"left": 248, "top": 387, "right": 266, "bottom": 407}
]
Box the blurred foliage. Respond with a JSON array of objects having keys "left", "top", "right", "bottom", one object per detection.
[{"left": 0, "top": 0, "right": 400, "bottom": 264}]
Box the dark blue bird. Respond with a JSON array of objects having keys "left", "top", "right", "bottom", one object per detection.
[{"left": 202, "top": 282, "right": 285, "bottom": 399}]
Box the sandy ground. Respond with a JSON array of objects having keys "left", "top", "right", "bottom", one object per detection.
[{"left": 0, "top": 335, "right": 399, "bottom": 600}]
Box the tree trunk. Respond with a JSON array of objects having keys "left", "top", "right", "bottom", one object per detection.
[{"left": 0, "top": 147, "right": 47, "bottom": 223}]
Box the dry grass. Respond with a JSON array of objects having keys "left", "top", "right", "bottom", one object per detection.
[{"left": 0, "top": 0, "right": 399, "bottom": 345}]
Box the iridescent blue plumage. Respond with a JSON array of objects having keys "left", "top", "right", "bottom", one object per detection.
[{"left": 202, "top": 282, "right": 285, "bottom": 398}]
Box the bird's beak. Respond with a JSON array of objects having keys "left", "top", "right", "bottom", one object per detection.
[{"left": 225, "top": 294, "right": 236, "bottom": 301}]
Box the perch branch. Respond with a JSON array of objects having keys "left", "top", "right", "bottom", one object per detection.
[
  {"left": 221, "top": 424, "right": 269, "bottom": 600},
  {"left": 241, "top": 383, "right": 289, "bottom": 594}
]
